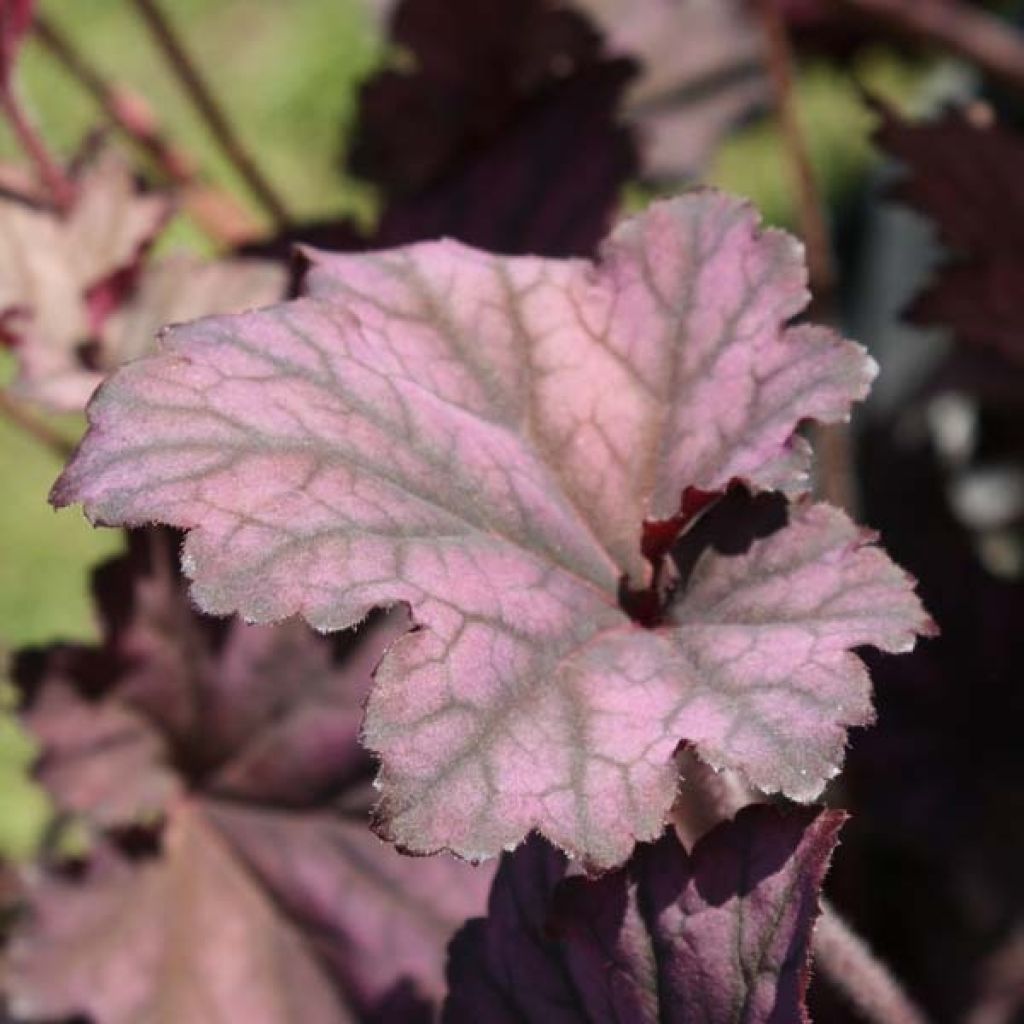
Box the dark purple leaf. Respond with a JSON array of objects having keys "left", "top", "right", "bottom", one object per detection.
[
  {"left": 874, "top": 101, "right": 1024, "bottom": 366},
  {"left": 444, "top": 804, "right": 845, "bottom": 1022},
  {"left": 6, "top": 532, "right": 493, "bottom": 1022}
]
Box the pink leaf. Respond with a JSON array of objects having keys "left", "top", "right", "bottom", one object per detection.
[
  {"left": 444, "top": 803, "right": 845, "bottom": 1023},
  {"left": 53, "top": 192, "right": 930, "bottom": 869},
  {"left": 0, "top": 143, "right": 284, "bottom": 412}
]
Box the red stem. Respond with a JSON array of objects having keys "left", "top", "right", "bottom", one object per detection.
[
  {"left": 0, "top": 83, "right": 73, "bottom": 212},
  {"left": 31, "top": 15, "right": 261, "bottom": 245},
  {"left": 33, "top": 15, "right": 195, "bottom": 184}
]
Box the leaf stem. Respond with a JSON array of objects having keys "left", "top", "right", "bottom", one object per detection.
[
  {"left": 129, "top": 0, "right": 290, "bottom": 229},
  {"left": 0, "top": 83, "right": 74, "bottom": 213},
  {"left": 32, "top": 15, "right": 260, "bottom": 245},
  {"left": 33, "top": 15, "right": 195, "bottom": 185},
  {"left": 836, "top": 0, "right": 1024, "bottom": 96},
  {"left": 815, "top": 902, "right": 932, "bottom": 1024},
  {"left": 0, "top": 389, "right": 74, "bottom": 460},
  {"left": 754, "top": 0, "right": 856, "bottom": 514}
]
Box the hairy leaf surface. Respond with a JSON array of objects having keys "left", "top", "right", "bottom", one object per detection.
[
  {"left": 54, "top": 193, "right": 930, "bottom": 868},
  {"left": 444, "top": 803, "right": 845, "bottom": 1022},
  {"left": 6, "top": 533, "right": 492, "bottom": 1022}
]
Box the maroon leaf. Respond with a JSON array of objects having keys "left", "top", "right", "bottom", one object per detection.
[
  {"left": 348, "top": 0, "right": 613, "bottom": 196},
  {"left": 444, "top": 803, "right": 845, "bottom": 1022},
  {"left": 6, "top": 532, "right": 494, "bottom": 1022},
  {"left": 874, "top": 101, "right": 1024, "bottom": 366},
  {"left": 254, "top": 0, "right": 637, "bottom": 265},
  {"left": 53, "top": 193, "right": 930, "bottom": 870}
]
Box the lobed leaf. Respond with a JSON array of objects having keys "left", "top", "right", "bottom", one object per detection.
[
  {"left": 6, "top": 533, "right": 493, "bottom": 1021},
  {"left": 53, "top": 193, "right": 930, "bottom": 868},
  {"left": 444, "top": 803, "right": 846, "bottom": 1023}
]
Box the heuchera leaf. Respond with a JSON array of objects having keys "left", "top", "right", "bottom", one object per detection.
[
  {"left": 873, "top": 102, "right": 1024, "bottom": 366},
  {"left": 444, "top": 803, "right": 845, "bottom": 1023},
  {"left": 0, "top": 145, "right": 168, "bottom": 357},
  {"left": 571, "top": 0, "right": 767, "bottom": 182},
  {"left": 53, "top": 192, "right": 931, "bottom": 869},
  {"left": 254, "top": 0, "right": 637, "bottom": 263},
  {"left": 0, "top": 144, "right": 285, "bottom": 411},
  {"left": 5, "top": 531, "right": 493, "bottom": 1022},
  {"left": 348, "top": 0, "right": 613, "bottom": 195}
]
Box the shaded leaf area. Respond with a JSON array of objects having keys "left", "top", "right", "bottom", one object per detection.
[
  {"left": 249, "top": 0, "right": 637, "bottom": 267},
  {"left": 444, "top": 803, "right": 844, "bottom": 1023},
  {"left": 54, "top": 193, "right": 929, "bottom": 869},
  {"left": 874, "top": 101, "right": 1024, "bottom": 367},
  {"left": 0, "top": 142, "right": 285, "bottom": 412},
  {"left": 808, "top": 426, "right": 1024, "bottom": 1024},
  {"left": 4, "top": 530, "right": 493, "bottom": 1024}
]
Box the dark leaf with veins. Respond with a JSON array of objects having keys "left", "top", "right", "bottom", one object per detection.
[
  {"left": 53, "top": 192, "right": 931, "bottom": 870},
  {"left": 254, "top": 0, "right": 637, "bottom": 264},
  {"left": 444, "top": 803, "right": 846, "bottom": 1022},
  {"left": 5, "top": 531, "right": 493, "bottom": 1023}
]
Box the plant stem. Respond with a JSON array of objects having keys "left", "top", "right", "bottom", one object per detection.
[
  {"left": 0, "top": 84, "right": 73, "bottom": 212},
  {"left": 33, "top": 15, "right": 195, "bottom": 184},
  {"left": 0, "top": 389, "right": 74, "bottom": 460},
  {"left": 754, "top": 0, "right": 856, "bottom": 514},
  {"left": 130, "top": 0, "right": 290, "bottom": 229},
  {"left": 815, "top": 902, "right": 932, "bottom": 1024},
  {"left": 32, "top": 15, "right": 261, "bottom": 245},
  {"left": 835, "top": 0, "right": 1024, "bottom": 96}
]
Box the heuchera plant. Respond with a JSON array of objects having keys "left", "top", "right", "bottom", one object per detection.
[
  {"left": 52, "top": 191, "right": 931, "bottom": 873},
  {"left": 16, "top": 0, "right": 1012, "bottom": 1016}
]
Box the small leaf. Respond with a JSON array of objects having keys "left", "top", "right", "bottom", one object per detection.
[
  {"left": 444, "top": 803, "right": 846, "bottom": 1023},
  {"left": 0, "top": 144, "right": 284, "bottom": 412},
  {"left": 53, "top": 193, "right": 930, "bottom": 868},
  {"left": 6, "top": 533, "right": 493, "bottom": 1021}
]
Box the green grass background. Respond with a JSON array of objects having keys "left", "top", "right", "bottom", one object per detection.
[{"left": 0, "top": 0, "right": 927, "bottom": 857}]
